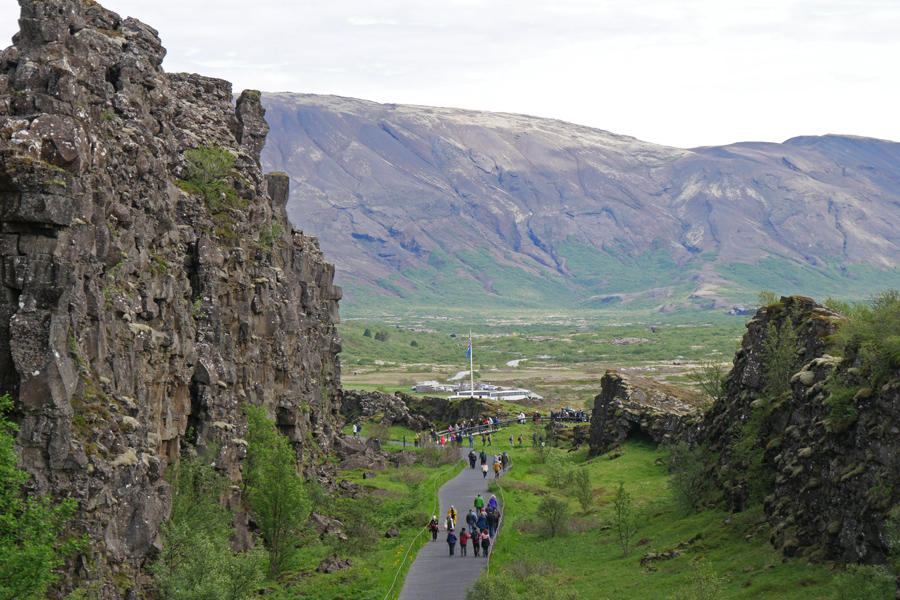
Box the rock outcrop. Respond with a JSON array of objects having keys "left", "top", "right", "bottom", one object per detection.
[
  {"left": 0, "top": 1, "right": 341, "bottom": 596},
  {"left": 587, "top": 371, "right": 700, "bottom": 457},
  {"left": 340, "top": 389, "right": 432, "bottom": 432}
]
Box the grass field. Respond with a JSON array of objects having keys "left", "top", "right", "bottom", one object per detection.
[{"left": 482, "top": 433, "right": 838, "bottom": 599}]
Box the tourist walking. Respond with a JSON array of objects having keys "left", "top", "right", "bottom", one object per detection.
[
  {"left": 468, "top": 450, "right": 477, "bottom": 468},
  {"left": 466, "top": 509, "right": 477, "bottom": 532},
  {"left": 447, "top": 529, "right": 457, "bottom": 556},
  {"left": 429, "top": 516, "right": 439, "bottom": 541},
  {"left": 447, "top": 506, "right": 457, "bottom": 529},
  {"left": 479, "top": 529, "right": 491, "bottom": 557},
  {"left": 482, "top": 462, "right": 489, "bottom": 479},
  {"left": 493, "top": 458, "right": 502, "bottom": 479},
  {"left": 474, "top": 494, "right": 485, "bottom": 511},
  {"left": 459, "top": 528, "right": 470, "bottom": 556}
]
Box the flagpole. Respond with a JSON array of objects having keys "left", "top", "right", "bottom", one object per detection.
[{"left": 469, "top": 330, "right": 474, "bottom": 398}]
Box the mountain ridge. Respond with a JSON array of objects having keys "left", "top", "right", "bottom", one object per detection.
[{"left": 260, "top": 93, "right": 900, "bottom": 315}]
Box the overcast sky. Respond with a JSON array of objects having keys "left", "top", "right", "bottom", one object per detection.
[{"left": 2, "top": 0, "right": 898, "bottom": 148}]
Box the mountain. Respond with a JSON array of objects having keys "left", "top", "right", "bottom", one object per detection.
[{"left": 260, "top": 93, "right": 900, "bottom": 316}]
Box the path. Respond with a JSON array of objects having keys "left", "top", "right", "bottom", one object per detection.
[{"left": 397, "top": 446, "right": 506, "bottom": 600}]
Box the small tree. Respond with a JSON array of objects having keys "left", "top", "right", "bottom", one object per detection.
[
  {"left": 686, "top": 359, "right": 728, "bottom": 402},
  {"left": 536, "top": 496, "right": 570, "bottom": 538},
  {"left": 183, "top": 145, "right": 237, "bottom": 210},
  {"left": 0, "top": 394, "right": 84, "bottom": 600},
  {"left": 761, "top": 308, "right": 801, "bottom": 396},
  {"left": 363, "top": 329, "right": 372, "bottom": 338},
  {"left": 374, "top": 331, "right": 390, "bottom": 342},
  {"left": 570, "top": 467, "right": 594, "bottom": 514},
  {"left": 612, "top": 482, "right": 639, "bottom": 557},
  {"left": 243, "top": 406, "right": 311, "bottom": 576},
  {"left": 668, "top": 442, "right": 711, "bottom": 514}
]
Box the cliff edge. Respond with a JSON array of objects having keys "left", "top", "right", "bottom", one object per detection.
[{"left": 0, "top": 0, "right": 341, "bottom": 596}]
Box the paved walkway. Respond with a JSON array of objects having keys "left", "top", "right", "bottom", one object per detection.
[{"left": 397, "top": 447, "right": 506, "bottom": 600}]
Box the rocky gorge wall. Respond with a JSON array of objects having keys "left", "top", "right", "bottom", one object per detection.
[
  {"left": 0, "top": 1, "right": 342, "bottom": 596},
  {"left": 588, "top": 296, "right": 900, "bottom": 565}
]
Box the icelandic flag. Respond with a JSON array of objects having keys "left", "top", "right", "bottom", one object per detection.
[{"left": 465, "top": 333, "right": 472, "bottom": 360}]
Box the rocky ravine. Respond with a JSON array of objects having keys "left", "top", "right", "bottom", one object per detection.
[
  {"left": 261, "top": 93, "right": 900, "bottom": 313},
  {"left": 589, "top": 296, "right": 900, "bottom": 565},
  {"left": 0, "top": 1, "right": 341, "bottom": 596}
]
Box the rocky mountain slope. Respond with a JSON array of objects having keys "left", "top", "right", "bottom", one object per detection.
[
  {"left": 260, "top": 93, "right": 900, "bottom": 315},
  {"left": 0, "top": 1, "right": 341, "bottom": 596}
]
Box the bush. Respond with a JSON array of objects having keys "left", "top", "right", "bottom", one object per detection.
[
  {"left": 536, "top": 496, "right": 570, "bottom": 538},
  {"left": 465, "top": 572, "right": 583, "bottom": 600},
  {"left": 421, "top": 444, "right": 460, "bottom": 468},
  {"left": 686, "top": 359, "right": 729, "bottom": 401},
  {"left": 668, "top": 442, "right": 711, "bottom": 514},
  {"left": 831, "top": 289, "right": 900, "bottom": 385},
  {"left": 183, "top": 145, "right": 238, "bottom": 210},
  {"left": 369, "top": 423, "right": 391, "bottom": 443},
  {"left": 832, "top": 564, "right": 895, "bottom": 600},
  {"left": 544, "top": 453, "right": 575, "bottom": 489},
  {"left": 0, "top": 394, "right": 84, "bottom": 600},
  {"left": 153, "top": 446, "right": 264, "bottom": 600},
  {"left": 374, "top": 331, "right": 390, "bottom": 342},
  {"left": 667, "top": 560, "right": 725, "bottom": 600},
  {"left": 761, "top": 307, "right": 801, "bottom": 395},
  {"left": 570, "top": 467, "right": 594, "bottom": 513}
]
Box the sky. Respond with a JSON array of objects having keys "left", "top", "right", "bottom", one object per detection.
[{"left": 2, "top": 0, "right": 899, "bottom": 149}]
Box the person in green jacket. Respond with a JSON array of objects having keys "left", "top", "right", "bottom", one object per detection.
[{"left": 474, "top": 493, "right": 485, "bottom": 511}]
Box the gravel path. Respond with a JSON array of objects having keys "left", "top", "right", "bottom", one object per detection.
[{"left": 397, "top": 447, "right": 506, "bottom": 600}]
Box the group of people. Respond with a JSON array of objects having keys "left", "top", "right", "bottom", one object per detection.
[
  {"left": 467, "top": 449, "right": 509, "bottom": 479},
  {"left": 429, "top": 494, "right": 502, "bottom": 557}
]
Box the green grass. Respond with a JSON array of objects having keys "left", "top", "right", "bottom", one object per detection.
[
  {"left": 485, "top": 440, "right": 837, "bottom": 599},
  {"left": 265, "top": 458, "right": 465, "bottom": 599}
]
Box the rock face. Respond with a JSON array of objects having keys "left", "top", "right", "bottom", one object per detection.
[
  {"left": 0, "top": 1, "right": 341, "bottom": 596},
  {"left": 688, "top": 296, "right": 898, "bottom": 564},
  {"left": 340, "top": 389, "right": 432, "bottom": 432},
  {"left": 587, "top": 371, "right": 700, "bottom": 457},
  {"left": 260, "top": 93, "right": 900, "bottom": 314}
]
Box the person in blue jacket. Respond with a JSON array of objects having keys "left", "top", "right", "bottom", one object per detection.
[{"left": 447, "top": 528, "right": 457, "bottom": 556}]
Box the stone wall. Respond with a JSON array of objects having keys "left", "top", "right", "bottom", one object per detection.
[{"left": 0, "top": 1, "right": 341, "bottom": 596}]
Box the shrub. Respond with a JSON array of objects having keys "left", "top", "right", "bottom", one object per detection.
[
  {"left": 761, "top": 307, "right": 801, "bottom": 396},
  {"left": 363, "top": 329, "right": 372, "bottom": 338},
  {"left": 374, "top": 331, "right": 390, "bottom": 342},
  {"left": 153, "top": 446, "right": 264, "bottom": 600},
  {"left": 369, "top": 423, "right": 391, "bottom": 444},
  {"left": 667, "top": 560, "right": 726, "bottom": 600},
  {"left": 258, "top": 221, "right": 283, "bottom": 255},
  {"left": 421, "top": 444, "right": 459, "bottom": 468},
  {"left": 668, "top": 442, "right": 711, "bottom": 514},
  {"left": 544, "top": 453, "right": 575, "bottom": 489},
  {"left": 832, "top": 564, "right": 895, "bottom": 600},
  {"left": 686, "top": 359, "right": 729, "bottom": 401},
  {"left": 570, "top": 467, "right": 594, "bottom": 513},
  {"left": 831, "top": 289, "right": 900, "bottom": 385},
  {"left": 1, "top": 394, "right": 85, "bottom": 600},
  {"left": 536, "top": 495, "right": 569, "bottom": 538},
  {"left": 183, "top": 145, "right": 238, "bottom": 211}
]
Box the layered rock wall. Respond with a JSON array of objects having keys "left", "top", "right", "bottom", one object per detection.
[{"left": 0, "top": 1, "right": 341, "bottom": 596}]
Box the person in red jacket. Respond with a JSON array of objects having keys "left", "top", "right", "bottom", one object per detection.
[{"left": 459, "top": 527, "right": 471, "bottom": 556}]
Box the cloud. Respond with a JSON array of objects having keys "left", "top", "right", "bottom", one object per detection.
[{"left": 0, "top": 0, "right": 898, "bottom": 147}]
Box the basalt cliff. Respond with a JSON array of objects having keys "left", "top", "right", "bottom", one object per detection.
[
  {"left": 0, "top": 0, "right": 341, "bottom": 596},
  {"left": 589, "top": 296, "right": 900, "bottom": 565}
]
